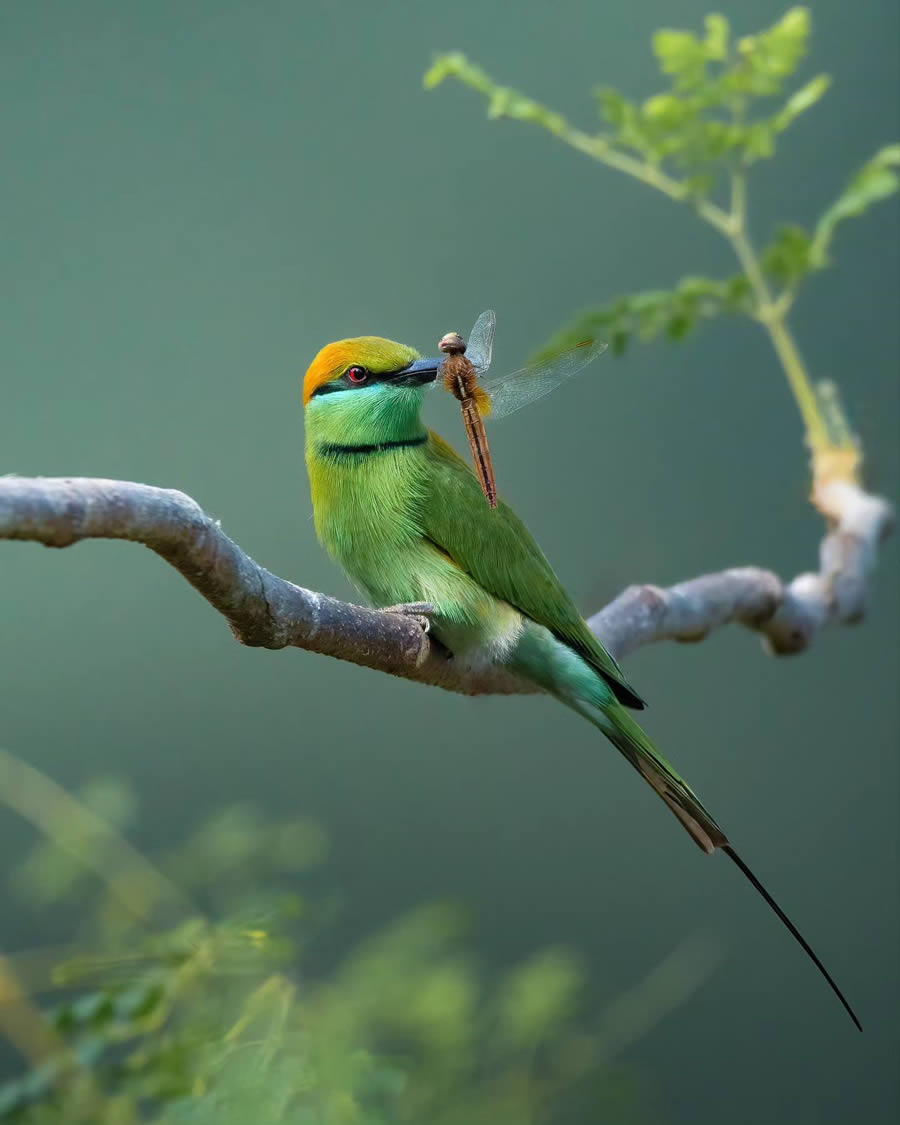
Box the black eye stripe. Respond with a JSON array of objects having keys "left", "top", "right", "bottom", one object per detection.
[{"left": 310, "top": 364, "right": 412, "bottom": 397}]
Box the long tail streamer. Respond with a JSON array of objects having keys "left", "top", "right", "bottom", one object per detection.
[{"left": 723, "top": 845, "right": 862, "bottom": 1032}]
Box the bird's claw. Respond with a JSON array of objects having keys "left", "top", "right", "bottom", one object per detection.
[{"left": 382, "top": 601, "right": 434, "bottom": 619}]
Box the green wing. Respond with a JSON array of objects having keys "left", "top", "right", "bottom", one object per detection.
[{"left": 423, "top": 433, "right": 644, "bottom": 709}]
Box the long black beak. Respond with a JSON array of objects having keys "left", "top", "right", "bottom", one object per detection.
[{"left": 390, "top": 357, "right": 442, "bottom": 387}]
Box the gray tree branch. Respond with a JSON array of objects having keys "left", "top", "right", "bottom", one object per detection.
[{"left": 0, "top": 475, "right": 893, "bottom": 696}]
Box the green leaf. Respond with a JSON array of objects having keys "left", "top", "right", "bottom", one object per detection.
[
  {"left": 667, "top": 312, "right": 693, "bottom": 340},
  {"left": 703, "top": 13, "right": 730, "bottom": 60},
  {"left": 652, "top": 28, "right": 709, "bottom": 91},
  {"left": 773, "top": 73, "right": 831, "bottom": 131},
  {"left": 595, "top": 86, "right": 628, "bottom": 128},
  {"left": 641, "top": 93, "right": 691, "bottom": 127},
  {"left": 115, "top": 981, "right": 163, "bottom": 1021},
  {"left": 405, "top": 963, "right": 477, "bottom": 1050},
  {"left": 742, "top": 121, "right": 775, "bottom": 162},
  {"left": 736, "top": 7, "right": 811, "bottom": 96},
  {"left": 812, "top": 144, "right": 900, "bottom": 264},
  {"left": 424, "top": 52, "right": 572, "bottom": 140},
  {"left": 0, "top": 1079, "right": 26, "bottom": 1117},
  {"left": 724, "top": 275, "right": 754, "bottom": 312},
  {"left": 611, "top": 329, "right": 629, "bottom": 356},
  {"left": 762, "top": 224, "right": 815, "bottom": 285},
  {"left": 19, "top": 1060, "right": 61, "bottom": 1102},
  {"left": 71, "top": 990, "right": 115, "bottom": 1026},
  {"left": 539, "top": 272, "right": 756, "bottom": 362},
  {"left": 496, "top": 950, "right": 583, "bottom": 1050},
  {"left": 423, "top": 52, "right": 490, "bottom": 94},
  {"left": 595, "top": 87, "right": 660, "bottom": 159}
]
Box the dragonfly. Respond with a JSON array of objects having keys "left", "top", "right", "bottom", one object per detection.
[{"left": 433, "top": 310, "right": 607, "bottom": 508}]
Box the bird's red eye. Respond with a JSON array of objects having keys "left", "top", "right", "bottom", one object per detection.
[{"left": 347, "top": 366, "right": 369, "bottom": 384}]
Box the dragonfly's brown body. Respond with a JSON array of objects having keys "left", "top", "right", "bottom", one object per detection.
[
  {"left": 436, "top": 313, "right": 607, "bottom": 511},
  {"left": 439, "top": 334, "right": 498, "bottom": 508}
]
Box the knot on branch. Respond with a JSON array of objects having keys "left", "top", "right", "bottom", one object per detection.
[{"left": 763, "top": 574, "right": 827, "bottom": 654}]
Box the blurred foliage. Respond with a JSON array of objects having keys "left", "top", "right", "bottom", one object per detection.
[
  {"left": 426, "top": 8, "right": 898, "bottom": 468},
  {"left": 0, "top": 754, "right": 720, "bottom": 1124},
  {"left": 10, "top": 777, "right": 138, "bottom": 909}
]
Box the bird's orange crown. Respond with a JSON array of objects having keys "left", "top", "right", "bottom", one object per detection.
[{"left": 303, "top": 337, "right": 420, "bottom": 406}]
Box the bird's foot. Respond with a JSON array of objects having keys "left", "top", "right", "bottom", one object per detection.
[{"left": 382, "top": 602, "right": 433, "bottom": 617}]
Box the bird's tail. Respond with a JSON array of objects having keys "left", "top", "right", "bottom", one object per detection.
[
  {"left": 587, "top": 701, "right": 728, "bottom": 855},
  {"left": 510, "top": 623, "right": 860, "bottom": 1027},
  {"left": 574, "top": 698, "right": 862, "bottom": 1031}
]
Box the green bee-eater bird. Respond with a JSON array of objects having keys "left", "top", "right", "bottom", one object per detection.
[{"left": 303, "top": 332, "right": 861, "bottom": 1030}]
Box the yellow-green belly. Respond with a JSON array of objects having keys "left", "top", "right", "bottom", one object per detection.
[{"left": 307, "top": 443, "right": 522, "bottom": 663}]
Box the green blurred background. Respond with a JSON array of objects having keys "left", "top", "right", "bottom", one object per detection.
[{"left": 1, "top": 1, "right": 897, "bottom": 1121}]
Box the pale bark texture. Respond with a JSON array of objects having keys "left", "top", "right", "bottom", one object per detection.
[{"left": 0, "top": 474, "right": 893, "bottom": 696}]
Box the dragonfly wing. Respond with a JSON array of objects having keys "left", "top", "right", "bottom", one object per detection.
[
  {"left": 480, "top": 338, "right": 607, "bottom": 419},
  {"left": 465, "top": 309, "right": 495, "bottom": 374}
]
